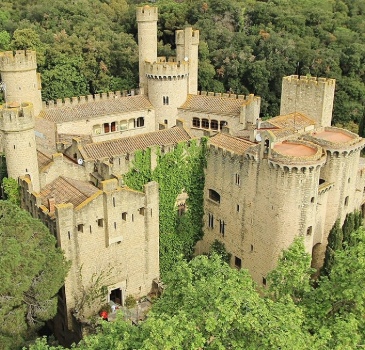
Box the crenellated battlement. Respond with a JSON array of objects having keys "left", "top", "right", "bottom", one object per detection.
[
  {"left": 43, "top": 89, "right": 143, "bottom": 109},
  {"left": 197, "top": 90, "right": 260, "bottom": 105},
  {"left": 136, "top": 5, "right": 158, "bottom": 22},
  {"left": 145, "top": 61, "right": 189, "bottom": 79},
  {"left": 303, "top": 126, "right": 365, "bottom": 154},
  {"left": 269, "top": 140, "right": 324, "bottom": 165},
  {"left": 208, "top": 143, "right": 245, "bottom": 162},
  {"left": 176, "top": 28, "right": 199, "bottom": 45},
  {"left": 283, "top": 75, "right": 335, "bottom": 87},
  {"left": 0, "top": 102, "right": 35, "bottom": 132},
  {"left": 0, "top": 50, "right": 37, "bottom": 72}
]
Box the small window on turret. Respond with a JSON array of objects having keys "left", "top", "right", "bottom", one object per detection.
[{"left": 163, "top": 96, "right": 169, "bottom": 105}]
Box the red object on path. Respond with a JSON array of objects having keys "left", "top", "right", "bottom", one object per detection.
[{"left": 100, "top": 310, "right": 108, "bottom": 320}]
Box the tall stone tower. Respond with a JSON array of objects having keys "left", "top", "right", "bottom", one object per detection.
[
  {"left": 0, "top": 102, "right": 40, "bottom": 192},
  {"left": 136, "top": 5, "right": 158, "bottom": 95},
  {"left": 176, "top": 27, "right": 199, "bottom": 95},
  {"left": 280, "top": 75, "right": 335, "bottom": 127},
  {"left": 0, "top": 50, "right": 42, "bottom": 117},
  {"left": 136, "top": 6, "right": 199, "bottom": 128}
]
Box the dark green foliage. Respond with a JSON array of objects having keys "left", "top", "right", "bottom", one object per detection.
[
  {"left": 342, "top": 212, "right": 355, "bottom": 247},
  {"left": 209, "top": 239, "right": 231, "bottom": 264},
  {"left": 2, "top": 177, "right": 20, "bottom": 205},
  {"left": 29, "top": 228, "right": 365, "bottom": 349},
  {"left": 321, "top": 220, "right": 342, "bottom": 277},
  {"left": 0, "top": 201, "right": 69, "bottom": 349},
  {"left": 0, "top": 0, "right": 364, "bottom": 123},
  {"left": 124, "top": 138, "right": 207, "bottom": 277},
  {"left": 322, "top": 210, "right": 363, "bottom": 277}
]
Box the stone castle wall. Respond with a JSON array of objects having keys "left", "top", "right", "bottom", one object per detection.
[{"left": 280, "top": 75, "right": 335, "bottom": 127}]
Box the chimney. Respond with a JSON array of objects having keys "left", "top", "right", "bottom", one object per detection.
[{"left": 48, "top": 197, "right": 56, "bottom": 214}]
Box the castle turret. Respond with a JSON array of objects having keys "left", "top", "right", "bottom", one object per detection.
[
  {"left": 280, "top": 75, "right": 335, "bottom": 127},
  {"left": 146, "top": 59, "right": 189, "bottom": 127},
  {"left": 176, "top": 27, "right": 199, "bottom": 95},
  {"left": 136, "top": 6, "right": 158, "bottom": 95},
  {"left": 0, "top": 51, "right": 42, "bottom": 117},
  {"left": 0, "top": 102, "right": 40, "bottom": 192},
  {"left": 247, "top": 136, "right": 326, "bottom": 282}
]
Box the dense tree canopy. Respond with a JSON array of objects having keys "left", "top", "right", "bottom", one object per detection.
[
  {"left": 0, "top": 0, "right": 364, "bottom": 126},
  {"left": 29, "top": 230, "right": 365, "bottom": 349},
  {"left": 0, "top": 201, "right": 69, "bottom": 349}
]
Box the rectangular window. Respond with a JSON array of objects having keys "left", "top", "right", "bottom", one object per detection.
[
  {"left": 98, "top": 219, "right": 104, "bottom": 227},
  {"left": 139, "top": 207, "right": 145, "bottom": 216},
  {"left": 235, "top": 256, "right": 242, "bottom": 269},
  {"left": 219, "top": 220, "right": 225, "bottom": 236},
  {"left": 163, "top": 96, "right": 169, "bottom": 105},
  {"left": 235, "top": 173, "right": 240, "bottom": 185},
  {"left": 103, "top": 123, "right": 110, "bottom": 133},
  {"left": 122, "top": 212, "right": 127, "bottom": 221},
  {"left": 77, "top": 224, "right": 84, "bottom": 233},
  {"left": 208, "top": 189, "right": 220, "bottom": 203},
  {"left": 192, "top": 118, "right": 200, "bottom": 128},
  {"left": 307, "top": 226, "right": 312, "bottom": 236},
  {"left": 237, "top": 204, "right": 240, "bottom": 212},
  {"left": 111, "top": 122, "right": 116, "bottom": 132},
  {"left": 211, "top": 120, "right": 218, "bottom": 130},
  {"left": 202, "top": 119, "right": 209, "bottom": 129},
  {"left": 208, "top": 213, "right": 214, "bottom": 228}
]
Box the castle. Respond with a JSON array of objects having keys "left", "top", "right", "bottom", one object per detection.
[{"left": 1, "top": 5, "right": 365, "bottom": 344}]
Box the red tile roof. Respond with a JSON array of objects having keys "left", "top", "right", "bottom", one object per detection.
[
  {"left": 39, "top": 95, "right": 153, "bottom": 123},
  {"left": 209, "top": 133, "right": 254, "bottom": 154},
  {"left": 39, "top": 176, "right": 99, "bottom": 208},
  {"left": 180, "top": 94, "right": 246, "bottom": 116},
  {"left": 82, "top": 126, "right": 192, "bottom": 159}
]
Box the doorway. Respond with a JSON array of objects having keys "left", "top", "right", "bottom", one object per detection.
[{"left": 109, "top": 288, "right": 122, "bottom": 305}]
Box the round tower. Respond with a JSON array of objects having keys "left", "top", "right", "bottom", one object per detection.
[
  {"left": 0, "top": 102, "right": 40, "bottom": 192},
  {"left": 176, "top": 27, "right": 199, "bottom": 95},
  {"left": 146, "top": 60, "right": 189, "bottom": 127},
  {"left": 305, "top": 127, "right": 365, "bottom": 230},
  {"left": 249, "top": 135, "right": 326, "bottom": 282},
  {"left": 136, "top": 6, "right": 158, "bottom": 95},
  {"left": 0, "top": 50, "right": 42, "bottom": 117}
]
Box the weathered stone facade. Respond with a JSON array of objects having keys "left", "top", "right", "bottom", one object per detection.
[{"left": 1, "top": 4, "right": 365, "bottom": 345}]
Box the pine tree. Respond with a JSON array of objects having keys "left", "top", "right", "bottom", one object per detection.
[{"left": 321, "top": 220, "right": 342, "bottom": 277}]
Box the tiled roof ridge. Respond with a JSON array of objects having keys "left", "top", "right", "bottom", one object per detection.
[
  {"left": 59, "top": 176, "right": 97, "bottom": 198},
  {"left": 88, "top": 125, "right": 190, "bottom": 149}
]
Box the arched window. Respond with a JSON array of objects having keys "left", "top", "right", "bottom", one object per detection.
[
  {"left": 136, "top": 117, "right": 145, "bottom": 127},
  {"left": 192, "top": 118, "right": 200, "bottom": 128},
  {"left": 211, "top": 120, "right": 218, "bottom": 130},
  {"left": 120, "top": 120, "right": 128, "bottom": 131},
  {"left": 202, "top": 119, "right": 209, "bottom": 129}
]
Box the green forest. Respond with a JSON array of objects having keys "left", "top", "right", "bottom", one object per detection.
[
  {"left": 1, "top": 0, "right": 365, "bottom": 348},
  {"left": 1, "top": 0, "right": 365, "bottom": 127}
]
